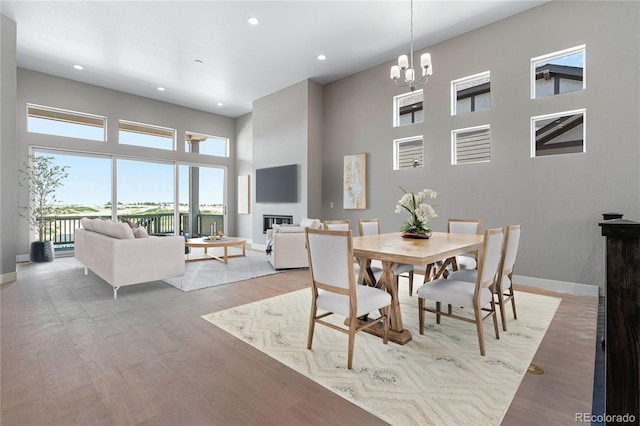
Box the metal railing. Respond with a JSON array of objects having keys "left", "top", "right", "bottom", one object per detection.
[{"left": 44, "top": 212, "right": 224, "bottom": 249}]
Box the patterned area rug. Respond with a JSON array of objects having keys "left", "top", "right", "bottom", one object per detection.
[
  {"left": 163, "top": 248, "right": 279, "bottom": 292},
  {"left": 202, "top": 287, "right": 560, "bottom": 425}
]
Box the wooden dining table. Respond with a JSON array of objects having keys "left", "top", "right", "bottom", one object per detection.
[{"left": 352, "top": 231, "right": 484, "bottom": 345}]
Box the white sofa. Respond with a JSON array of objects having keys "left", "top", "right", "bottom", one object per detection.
[
  {"left": 75, "top": 218, "right": 185, "bottom": 298},
  {"left": 266, "top": 218, "right": 322, "bottom": 270}
]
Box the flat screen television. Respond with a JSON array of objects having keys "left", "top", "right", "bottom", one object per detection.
[{"left": 255, "top": 164, "right": 298, "bottom": 203}]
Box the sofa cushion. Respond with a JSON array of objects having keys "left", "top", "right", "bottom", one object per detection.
[{"left": 80, "top": 217, "right": 97, "bottom": 231}]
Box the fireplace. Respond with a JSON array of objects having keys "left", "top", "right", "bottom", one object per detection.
[{"left": 263, "top": 214, "right": 293, "bottom": 233}]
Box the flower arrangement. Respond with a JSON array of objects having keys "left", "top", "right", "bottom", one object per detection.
[{"left": 394, "top": 186, "right": 438, "bottom": 236}]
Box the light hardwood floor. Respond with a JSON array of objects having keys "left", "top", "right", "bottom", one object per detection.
[{"left": 1, "top": 256, "right": 598, "bottom": 425}]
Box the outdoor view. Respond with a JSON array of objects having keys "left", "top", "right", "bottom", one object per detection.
[{"left": 27, "top": 115, "right": 226, "bottom": 249}]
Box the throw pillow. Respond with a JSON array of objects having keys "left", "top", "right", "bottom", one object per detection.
[
  {"left": 121, "top": 218, "right": 137, "bottom": 229},
  {"left": 133, "top": 226, "right": 149, "bottom": 238},
  {"left": 93, "top": 220, "right": 135, "bottom": 239}
]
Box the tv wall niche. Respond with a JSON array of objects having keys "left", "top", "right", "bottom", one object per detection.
[{"left": 255, "top": 164, "right": 298, "bottom": 203}]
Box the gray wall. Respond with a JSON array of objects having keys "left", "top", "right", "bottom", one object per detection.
[
  {"left": 235, "top": 112, "right": 253, "bottom": 240},
  {"left": 321, "top": 1, "right": 640, "bottom": 290},
  {"left": 16, "top": 69, "right": 237, "bottom": 256},
  {"left": 0, "top": 15, "right": 17, "bottom": 282},
  {"left": 251, "top": 79, "right": 323, "bottom": 245}
]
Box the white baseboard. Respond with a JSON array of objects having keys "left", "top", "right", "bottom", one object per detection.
[
  {"left": 513, "top": 274, "right": 600, "bottom": 297},
  {"left": 1, "top": 271, "right": 17, "bottom": 284}
]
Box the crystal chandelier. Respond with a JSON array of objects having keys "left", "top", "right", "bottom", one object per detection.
[{"left": 390, "top": 0, "right": 433, "bottom": 92}]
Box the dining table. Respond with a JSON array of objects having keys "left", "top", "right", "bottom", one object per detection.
[{"left": 352, "top": 231, "right": 484, "bottom": 345}]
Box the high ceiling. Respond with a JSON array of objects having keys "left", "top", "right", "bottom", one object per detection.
[{"left": 1, "top": 1, "right": 546, "bottom": 118}]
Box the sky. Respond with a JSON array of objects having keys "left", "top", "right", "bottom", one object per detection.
[{"left": 29, "top": 118, "right": 225, "bottom": 206}]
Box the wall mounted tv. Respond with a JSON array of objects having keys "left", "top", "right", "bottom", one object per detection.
[{"left": 255, "top": 164, "right": 298, "bottom": 203}]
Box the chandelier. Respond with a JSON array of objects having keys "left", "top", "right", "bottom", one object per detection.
[{"left": 390, "top": 0, "right": 433, "bottom": 92}]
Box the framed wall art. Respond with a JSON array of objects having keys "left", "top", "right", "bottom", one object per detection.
[{"left": 343, "top": 153, "right": 367, "bottom": 209}]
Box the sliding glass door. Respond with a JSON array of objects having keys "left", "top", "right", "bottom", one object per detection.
[
  {"left": 30, "top": 149, "right": 227, "bottom": 250},
  {"left": 178, "top": 164, "right": 226, "bottom": 237},
  {"left": 116, "top": 159, "right": 175, "bottom": 235}
]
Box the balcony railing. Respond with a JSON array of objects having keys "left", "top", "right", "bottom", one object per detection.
[{"left": 44, "top": 212, "right": 224, "bottom": 249}]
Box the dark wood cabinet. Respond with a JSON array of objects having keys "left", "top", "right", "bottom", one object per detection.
[{"left": 599, "top": 218, "right": 640, "bottom": 424}]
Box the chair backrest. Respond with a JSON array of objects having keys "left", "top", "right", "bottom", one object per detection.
[
  {"left": 358, "top": 219, "right": 380, "bottom": 236},
  {"left": 476, "top": 227, "right": 505, "bottom": 289},
  {"left": 500, "top": 225, "right": 521, "bottom": 278},
  {"left": 305, "top": 228, "right": 354, "bottom": 293},
  {"left": 324, "top": 220, "right": 351, "bottom": 231},
  {"left": 448, "top": 218, "right": 483, "bottom": 235}
]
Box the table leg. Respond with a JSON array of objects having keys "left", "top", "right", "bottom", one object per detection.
[{"left": 223, "top": 246, "right": 228, "bottom": 264}]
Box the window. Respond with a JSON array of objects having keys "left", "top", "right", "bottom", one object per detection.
[
  {"left": 452, "top": 125, "right": 491, "bottom": 165},
  {"left": 185, "top": 132, "right": 229, "bottom": 157},
  {"left": 393, "top": 136, "right": 423, "bottom": 170},
  {"left": 393, "top": 90, "right": 423, "bottom": 127},
  {"left": 531, "top": 45, "right": 585, "bottom": 99},
  {"left": 27, "top": 104, "right": 106, "bottom": 141},
  {"left": 451, "top": 72, "right": 491, "bottom": 116},
  {"left": 531, "top": 109, "right": 586, "bottom": 157},
  {"left": 119, "top": 120, "right": 175, "bottom": 150}
]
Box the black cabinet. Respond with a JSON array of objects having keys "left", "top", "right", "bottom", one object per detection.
[{"left": 599, "top": 217, "right": 640, "bottom": 424}]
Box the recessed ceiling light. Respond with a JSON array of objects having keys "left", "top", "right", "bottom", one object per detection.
[
  {"left": 157, "top": 87, "right": 165, "bottom": 91},
  {"left": 317, "top": 54, "right": 327, "bottom": 61},
  {"left": 73, "top": 64, "right": 83, "bottom": 70},
  {"left": 247, "top": 17, "right": 259, "bottom": 25},
  {"left": 217, "top": 102, "right": 223, "bottom": 107}
]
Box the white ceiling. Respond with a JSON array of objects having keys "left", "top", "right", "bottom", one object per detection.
[{"left": 1, "top": 1, "right": 546, "bottom": 118}]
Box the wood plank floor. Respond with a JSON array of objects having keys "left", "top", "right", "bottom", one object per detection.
[{"left": 1, "top": 256, "right": 598, "bottom": 425}]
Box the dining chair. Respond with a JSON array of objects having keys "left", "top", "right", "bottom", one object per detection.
[
  {"left": 324, "top": 219, "right": 351, "bottom": 231},
  {"left": 416, "top": 227, "right": 504, "bottom": 356},
  {"left": 447, "top": 218, "right": 483, "bottom": 270},
  {"left": 448, "top": 224, "right": 520, "bottom": 331},
  {"left": 420, "top": 218, "right": 483, "bottom": 285},
  {"left": 305, "top": 228, "right": 391, "bottom": 369},
  {"left": 324, "top": 220, "right": 383, "bottom": 285},
  {"left": 358, "top": 218, "right": 416, "bottom": 296}
]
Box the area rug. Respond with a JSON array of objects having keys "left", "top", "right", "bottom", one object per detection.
[
  {"left": 163, "top": 248, "right": 279, "bottom": 292},
  {"left": 202, "top": 288, "right": 561, "bottom": 425}
]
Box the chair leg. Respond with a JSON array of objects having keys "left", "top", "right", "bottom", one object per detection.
[
  {"left": 510, "top": 287, "right": 518, "bottom": 320},
  {"left": 307, "top": 304, "right": 317, "bottom": 350},
  {"left": 491, "top": 298, "right": 500, "bottom": 340},
  {"left": 347, "top": 318, "right": 356, "bottom": 370},
  {"left": 496, "top": 284, "right": 508, "bottom": 332},
  {"left": 408, "top": 271, "right": 414, "bottom": 296},
  {"left": 418, "top": 298, "right": 425, "bottom": 335},
  {"left": 436, "top": 301, "right": 441, "bottom": 324},
  {"left": 474, "top": 302, "right": 486, "bottom": 356},
  {"left": 382, "top": 307, "right": 389, "bottom": 344}
]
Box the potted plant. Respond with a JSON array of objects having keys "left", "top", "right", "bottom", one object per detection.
[
  {"left": 19, "top": 154, "right": 69, "bottom": 262},
  {"left": 394, "top": 186, "right": 438, "bottom": 238}
]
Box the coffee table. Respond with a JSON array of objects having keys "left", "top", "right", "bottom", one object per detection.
[{"left": 185, "top": 237, "right": 246, "bottom": 264}]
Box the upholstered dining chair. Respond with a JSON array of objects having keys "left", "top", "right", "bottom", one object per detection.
[
  {"left": 420, "top": 218, "right": 483, "bottom": 285},
  {"left": 416, "top": 227, "right": 504, "bottom": 356},
  {"left": 448, "top": 224, "right": 521, "bottom": 331},
  {"left": 323, "top": 220, "right": 383, "bottom": 285},
  {"left": 358, "top": 218, "right": 416, "bottom": 296},
  {"left": 324, "top": 219, "right": 351, "bottom": 231},
  {"left": 447, "top": 218, "right": 483, "bottom": 270},
  {"left": 305, "top": 228, "right": 391, "bottom": 369}
]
